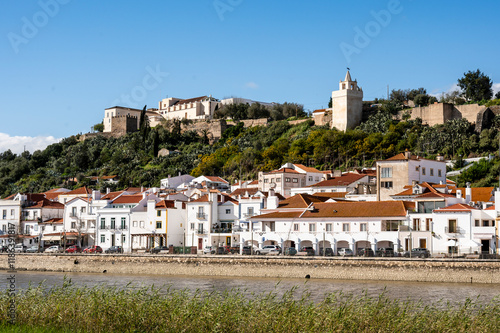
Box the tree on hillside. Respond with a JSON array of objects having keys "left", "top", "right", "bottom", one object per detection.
[
  {"left": 139, "top": 105, "right": 150, "bottom": 141},
  {"left": 390, "top": 89, "right": 408, "bottom": 106},
  {"left": 458, "top": 69, "right": 493, "bottom": 102},
  {"left": 407, "top": 88, "right": 427, "bottom": 101},
  {"left": 414, "top": 94, "right": 437, "bottom": 107},
  {"left": 328, "top": 97, "right": 332, "bottom": 108},
  {"left": 495, "top": 91, "right": 500, "bottom": 99}
]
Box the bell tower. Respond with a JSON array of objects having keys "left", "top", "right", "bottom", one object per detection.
[{"left": 331, "top": 70, "right": 363, "bottom": 131}]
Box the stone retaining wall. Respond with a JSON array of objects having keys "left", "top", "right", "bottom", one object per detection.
[{"left": 2, "top": 254, "right": 499, "bottom": 284}]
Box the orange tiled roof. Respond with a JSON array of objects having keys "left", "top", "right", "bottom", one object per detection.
[
  {"left": 101, "top": 191, "right": 124, "bottom": 200},
  {"left": 434, "top": 203, "right": 476, "bottom": 212},
  {"left": 26, "top": 199, "right": 64, "bottom": 209},
  {"left": 64, "top": 186, "right": 92, "bottom": 196},
  {"left": 205, "top": 176, "right": 229, "bottom": 184},
  {"left": 230, "top": 188, "right": 261, "bottom": 197},
  {"left": 293, "top": 164, "right": 322, "bottom": 173},
  {"left": 269, "top": 168, "right": 300, "bottom": 174},
  {"left": 254, "top": 201, "right": 409, "bottom": 219},
  {"left": 277, "top": 193, "right": 330, "bottom": 209},
  {"left": 156, "top": 200, "right": 176, "bottom": 209},
  {"left": 112, "top": 195, "right": 143, "bottom": 204},
  {"left": 308, "top": 173, "right": 365, "bottom": 187},
  {"left": 41, "top": 218, "right": 63, "bottom": 224},
  {"left": 191, "top": 194, "right": 209, "bottom": 203},
  {"left": 311, "top": 192, "right": 348, "bottom": 199},
  {"left": 453, "top": 187, "right": 494, "bottom": 202}
]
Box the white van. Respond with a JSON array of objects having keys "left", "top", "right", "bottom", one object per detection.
[{"left": 14, "top": 243, "right": 26, "bottom": 253}]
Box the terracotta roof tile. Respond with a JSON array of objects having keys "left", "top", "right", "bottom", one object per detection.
[
  {"left": 253, "top": 201, "right": 409, "bottom": 219},
  {"left": 112, "top": 195, "right": 143, "bottom": 204},
  {"left": 156, "top": 200, "right": 176, "bottom": 209},
  {"left": 65, "top": 186, "right": 92, "bottom": 196},
  {"left": 434, "top": 203, "right": 476, "bottom": 212},
  {"left": 453, "top": 187, "right": 494, "bottom": 202},
  {"left": 269, "top": 168, "right": 300, "bottom": 174},
  {"left": 308, "top": 173, "right": 365, "bottom": 187},
  {"left": 205, "top": 176, "right": 229, "bottom": 184},
  {"left": 293, "top": 164, "right": 322, "bottom": 173},
  {"left": 277, "top": 193, "right": 330, "bottom": 209},
  {"left": 26, "top": 199, "right": 64, "bottom": 209}
]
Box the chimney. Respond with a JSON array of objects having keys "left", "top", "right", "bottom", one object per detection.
[
  {"left": 106, "top": 188, "right": 110, "bottom": 194},
  {"left": 456, "top": 189, "right": 462, "bottom": 199},
  {"left": 92, "top": 190, "right": 101, "bottom": 200},
  {"left": 404, "top": 150, "right": 412, "bottom": 159},
  {"left": 267, "top": 190, "right": 279, "bottom": 209},
  {"left": 465, "top": 182, "right": 471, "bottom": 203},
  {"left": 436, "top": 154, "right": 444, "bottom": 162}
]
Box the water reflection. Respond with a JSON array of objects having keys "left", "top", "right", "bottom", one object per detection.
[{"left": 4, "top": 271, "right": 500, "bottom": 305}]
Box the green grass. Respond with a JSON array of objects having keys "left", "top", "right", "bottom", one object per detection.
[{"left": 0, "top": 280, "right": 498, "bottom": 333}]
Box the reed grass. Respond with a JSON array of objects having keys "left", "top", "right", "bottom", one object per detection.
[{"left": 0, "top": 279, "right": 498, "bottom": 332}]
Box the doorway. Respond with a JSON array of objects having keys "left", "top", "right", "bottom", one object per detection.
[
  {"left": 419, "top": 238, "right": 427, "bottom": 249},
  {"left": 198, "top": 238, "right": 203, "bottom": 250},
  {"left": 481, "top": 239, "right": 490, "bottom": 254}
]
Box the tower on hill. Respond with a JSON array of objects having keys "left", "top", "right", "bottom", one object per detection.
[{"left": 331, "top": 70, "right": 363, "bottom": 131}]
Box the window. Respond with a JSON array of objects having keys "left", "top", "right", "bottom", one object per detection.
[
  {"left": 247, "top": 207, "right": 254, "bottom": 216},
  {"left": 475, "top": 219, "right": 480, "bottom": 227},
  {"left": 381, "top": 181, "right": 393, "bottom": 189},
  {"left": 80, "top": 222, "right": 85, "bottom": 229},
  {"left": 156, "top": 221, "right": 162, "bottom": 229},
  {"left": 2, "top": 225, "right": 6, "bottom": 232},
  {"left": 157, "top": 210, "right": 161, "bottom": 217},
  {"left": 198, "top": 223, "right": 204, "bottom": 234},
  {"left": 190, "top": 223, "right": 195, "bottom": 230},
  {"left": 34, "top": 225, "right": 38, "bottom": 232},
  {"left": 264, "top": 179, "right": 269, "bottom": 183},
  {"left": 133, "top": 221, "right": 138, "bottom": 227},
  {"left": 71, "top": 222, "right": 76, "bottom": 229},
  {"left": 101, "top": 235, "right": 105, "bottom": 243},
  {"left": 140, "top": 221, "right": 145, "bottom": 228},
  {"left": 426, "top": 218, "right": 432, "bottom": 231},
  {"left": 285, "top": 178, "right": 291, "bottom": 182},
  {"left": 342, "top": 223, "right": 350, "bottom": 232},
  {"left": 438, "top": 169, "right": 442, "bottom": 177},
  {"left": 2, "top": 210, "right": 5, "bottom": 219},
  {"left": 309, "top": 223, "right": 316, "bottom": 232},
  {"left": 360, "top": 223, "right": 367, "bottom": 231},
  {"left": 71, "top": 207, "right": 77, "bottom": 217},
  {"left": 308, "top": 176, "right": 313, "bottom": 181},
  {"left": 482, "top": 220, "right": 490, "bottom": 227},
  {"left": 269, "top": 222, "right": 275, "bottom": 232},
  {"left": 225, "top": 209, "right": 231, "bottom": 214},
  {"left": 381, "top": 167, "right": 392, "bottom": 178},
  {"left": 412, "top": 218, "right": 420, "bottom": 231},
  {"left": 326, "top": 223, "right": 332, "bottom": 232},
  {"left": 25, "top": 225, "right": 30, "bottom": 234},
  {"left": 315, "top": 177, "right": 319, "bottom": 181},
  {"left": 10, "top": 209, "right": 14, "bottom": 217},
  {"left": 121, "top": 217, "right": 126, "bottom": 229},
  {"left": 293, "top": 223, "right": 299, "bottom": 231},
  {"left": 422, "top": 167, "right": 426, "bottom": 175},
  {"left": 292, "top": 178, "right": 298, "bottom": 183},
  {"left": 110, "top": 218, "right": 115, "bottom": 229},
  {"left": 276, "top": 178, "right": 281, "bottom": 182},
  {"left": 81, "top": 207, "right": 86, "bottom": 213},
  {"left": 430, "top": 168, "right": 434, "bottom": 176},
  {"left": 448, "top": 219, "right": 457, "bottom": 233}
]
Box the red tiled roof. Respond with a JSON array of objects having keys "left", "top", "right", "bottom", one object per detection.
[
  {"left": 248, "top": 180, "right": 258, "bottom": 185},
  {"left": 112, "top": 195, "right": 143, "bottom": 204},
  {"left": 269, "top": 168, "right": 300, "bottom": 174},
  {"left": 64, "top": 186, "right": 91, "bottom": 196},
  {"left": 293, "top": 164, "right": 322, "bottom": 173},
  {"left": 230, "top": 188, "right": 261, "bottom": 197},
  {"left": 26, "top": 199, "right": 64, "bottom": 209},
  {"left": 101, "top": 191, "right": 125, "bottom": 200},
  {"left": 434, "top": 203, "right": 476, "bottom": 212},
  {"left": 312, "top": 109, "right": 326, "bottom": 113},
  {"left": 205, "top": 176, "right": 229, "bottom": 184},
  {"left": 156, "top": 200, "right": 176, "bottom": 209},
  {"left": 452, "top": 187, "right": 494, "bottom": 203},
  {"left": 311, "top": 192, "right": 348, "bottom": 199},
  {"left": 384, "top": 153, "right": 419, "bottom": 161},
  {"left": 253, "top": 201, "right": 410, "bottom": 219},
  {"left": 277, "top": 193, "right": 330, "bottom": 209},
  {"left": 308, "top": 173, "right": 365, "bottom": 187},
  {"left": 191, "top": 194, "right": 209, "bottom": 203}
]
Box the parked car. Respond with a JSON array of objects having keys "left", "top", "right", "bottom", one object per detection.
[
  {"left": 65, "top": 245, "right": 82, "bottom": 253},
  {"left": 150, "top": 246, "right": 169, "bottom": 254},
  {"left": 0, "top": 245, "right": 8, "bottom": 252},
  {"left": 319, "top": 247, "right": 334, "bottom": 256},
  {"left": 203, "top": 246, "right": 214, "bottom": 254},
  {"left": 26, "top": 246, "right": 40, "bottom": 253},
  {"left": 215, "top": 246, "right": 228, "bottom": 255},
  {"left": 376, "top": 247, "right": 395, "bottom": 257},
  {"left": 83, "top": 245, "right": 103, "bottom": 254},
  {"left": 357, "top": 248, "right": 375, "bottom": 257},
  {"left": 404, "top": 248, "right": 430, "bottom": 258},
  {"left": 299, "top": 246, "right": 315, "bottom": 256},
  {"left": 45, "top": 245, "right": 63, "bottom": 253},
  {"left": 284, "top": 247, "right": 297, "bottom": 256},
  {"left": 14, "top": 243, "right": 26, "bottom": 253},
  {"left": 255, "top": 245, "right": 282, "bottom": 255},
  {"left": 105, "top": 246, "right": 124, "bottom": 254},
  {"left": 242, "top": 245, "right": 259, "bottom": 255},
  {"left": 337, "top": 248, "right": 353, "bottom": 256}
]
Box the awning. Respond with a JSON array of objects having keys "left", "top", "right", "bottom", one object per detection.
[
  {"left": 459, "top": 239, "right": 481, "bottom": 247},
  {"left": 42, "top": 235, "right": 61, "bottom": 241},
  {"left": 444, "top": 239, "right": 457, "bottom": 246}
]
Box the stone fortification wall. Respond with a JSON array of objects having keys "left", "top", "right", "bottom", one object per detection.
[
  {"left": 240, "top": 118, "right": 268, "bottom": 128},
  {"left": 2, "top": 254, "right": 499, "bottom": 284},
  {"left": 181, "top": 119, "right": 227, "bottom": 143}
]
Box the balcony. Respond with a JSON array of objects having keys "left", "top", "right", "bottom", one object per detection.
[
  {"left": 196, "top": 213, "right": 206, "bottom": 219},
  {"left": 119, "top": 225, "right": 128, "bottom": 231},
  {"left": 195, "top": 229, "right": 207, "bottom": 234},
  {"left": 243, "top": 212, "right": 256, "bottom": 218},
  {"left": 445, "top": 226, "right": 464, "bottom": 234},
  {"left": 211, "top": 228, "right": 233, "bottom": 234}
]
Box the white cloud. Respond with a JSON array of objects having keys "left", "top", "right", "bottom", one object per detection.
[
  {"left": 493, "top": 83, "right": 500, "bottom": 97},
  {"left": 0, "top": 133, "right": 62, "bottom": 155},
  {"left": 245, "top": 81, "right": 259, "bottom": 89}
]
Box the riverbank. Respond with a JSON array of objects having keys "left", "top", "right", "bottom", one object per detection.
[{"left": 2, "top": 253, "right": 500, "bottom": 284}]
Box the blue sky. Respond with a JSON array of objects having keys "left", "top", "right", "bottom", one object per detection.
[{"left": 1, "top": 0, "right": 499, "bottom": 154}]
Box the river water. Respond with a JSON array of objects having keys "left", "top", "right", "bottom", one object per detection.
[{"left": 3, "top": 271, "right": 500, "bottom": 306}]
